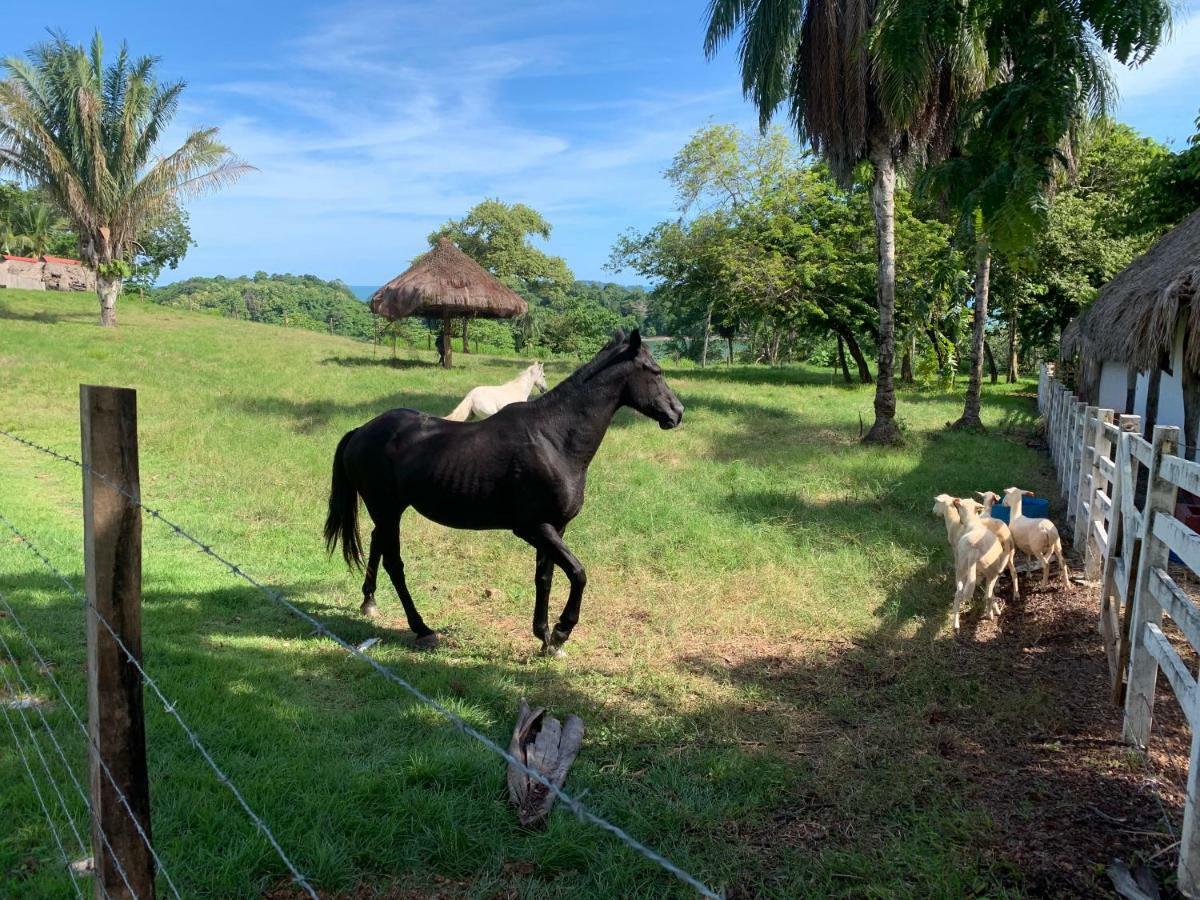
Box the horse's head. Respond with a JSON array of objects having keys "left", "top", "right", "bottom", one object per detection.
[
  {"left": 530, "top": 361, "right": 548, "bottom": 394},
  {"left": 614, "top": 330, "right": 683, "bottom": 429}
]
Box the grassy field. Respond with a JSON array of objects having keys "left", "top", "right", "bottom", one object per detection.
[{"left": 0, "top": 289, "right": 1061, "bottom": 897}]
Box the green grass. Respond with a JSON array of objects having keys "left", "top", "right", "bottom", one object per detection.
[{"left": 0, "top": 290, "right": 1058, "bottom": 897}]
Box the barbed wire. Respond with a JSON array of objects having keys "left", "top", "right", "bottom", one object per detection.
[
  {"left": 0, "top": 607, "right": 152, "bottom": 900},
  {"left": 0, "top": 662, "right": 104, "bottom": 896},
  {"left": 0, "top": 426, "right": 724, "bottom": 898},
  {"left": 1, "top": 699, "right": 85, "bottom": 899},
  {"left": 0, "top": 509, "right": 317, "bottom": 900}
]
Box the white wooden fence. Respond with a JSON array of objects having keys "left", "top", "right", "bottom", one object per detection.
[{"left": 1040, "top": 363, "right": 1200, "bottom": 895}]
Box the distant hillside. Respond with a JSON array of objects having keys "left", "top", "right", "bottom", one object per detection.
[{"left": 152, "top": 273, "right": 377, "bottom": 341}]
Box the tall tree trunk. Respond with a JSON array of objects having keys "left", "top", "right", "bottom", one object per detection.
[
  {"left": 700, "top": 305, "right": 712, "bottom": 368},
  {"left": 839, "top": 328, "right": 873, "bottom": 384},
  {"left": 900, "top": 337, "right": 914, "bottom": 384},
  {"left": 462, "top": 317, "right": 471, "bottom": 353},
  {"left": 953, "top": 239, "right": 991, "bottom": 430},
  {"left": 837, "top": 335, "right": 852, "bottom": 383},
  {"left": 1006, "top": 314, "right": 1019, "bottom": 383},
  {"left": 97, "top": 274, "right": 121, "bottom": 328},
  {"left": 727, "top": 336, "right": 734, "bottom": 365},
  {"left": 984, "top": 341, "right": 998, "bottom": 384},
  {"left": 864, "top": 149, "right": 900, "bottom": 444},
  {"left": 926, "top": 328, "right": 946, "bottom": 369}
]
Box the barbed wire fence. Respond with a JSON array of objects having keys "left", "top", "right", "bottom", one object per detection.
[{"left": 0, "top": 409, "right": 722, "bottom": 899}]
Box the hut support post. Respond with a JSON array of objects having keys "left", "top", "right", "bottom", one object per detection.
[{"left": 440, "top": 318, "right": 454, "bottom": 368}]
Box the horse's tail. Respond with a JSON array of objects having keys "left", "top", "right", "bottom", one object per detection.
[
  {"left": 324, "top": 429, "right": 363, "bottom": 570},
  {"left": 444, "top": 392, "right": 473, "bottom": 422}
]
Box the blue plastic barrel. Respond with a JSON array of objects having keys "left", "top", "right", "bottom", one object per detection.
[{"left": 989, "top": 496, "right": 1050, "bottom": 523}]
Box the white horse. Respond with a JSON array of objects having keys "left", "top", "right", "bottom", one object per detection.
[{"left": 444, "top": 362, "right": 548, "bottom": 421}]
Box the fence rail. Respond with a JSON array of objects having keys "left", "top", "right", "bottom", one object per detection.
[
  {"left": 0, "top": 390, "right": 721, "bottom": 899},
  {"left": 1039, "top": 364, "right": 1200, "bottom": 897}
]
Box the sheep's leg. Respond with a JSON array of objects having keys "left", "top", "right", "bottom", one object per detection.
[
  {"left": 983, "top": 573, "right": 1001, "bottom": 619},
  {"left": 1007, "top": 550, "right": 1020, "bottom": 602},
  {"left": 1056, "top": 539, "right": 1070, "bottom": 588},
  {"left": 954, "top": 565, "right": 976, "bottom": 634},
  {"left": 1039, "top": 550, "right": 1052, "bottom": 589}
]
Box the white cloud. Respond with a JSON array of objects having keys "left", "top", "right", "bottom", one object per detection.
[{"left": 164, "top": 1, "right": 753, "bottom": 282}]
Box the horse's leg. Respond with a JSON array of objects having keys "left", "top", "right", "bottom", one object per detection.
[
  {"left": 360, "top": 528, "right": 383, "bottom": 618},
  {"left": 532, "top": 548, "right": 554, "bottom": 643},
  {"left": 516, "top": 524, "right": 582, "bottom": 655},
  {"left": 377, "top": 513, "right": 437, "bottom": 647}
]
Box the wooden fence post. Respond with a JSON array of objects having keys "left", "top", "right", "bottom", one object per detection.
[
  {"left": 1123, "top": 425, "right": 1181, "bottom": 748},
  {"left": 1108, "top": 416, "right": 1145, "bottom": 705},
  {"left": 1084, "top": 409, "right": 1115, "bottom": 579},
  {"left": 1072, "top": 405, "right": 1099, "bottom": 539},
  {"left": 81, "top": 385, "right": 155, "bottom": 900}
]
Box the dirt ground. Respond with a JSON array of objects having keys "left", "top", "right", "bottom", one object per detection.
[{"left": 948, "top": 560, "right": 1193, "bottom": 898}]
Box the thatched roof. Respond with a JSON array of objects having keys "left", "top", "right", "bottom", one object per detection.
[
  {"left": 1081, "top": 208, "right": 1200, "bottom": 370},
  {"left": 1060, "top": 317, "right": 1083, "bottom": 360},
  {"left": 370, "top": 238, "right": 528, "bottom": 320}
]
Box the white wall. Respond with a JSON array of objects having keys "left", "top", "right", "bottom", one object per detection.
[
  {"left": 1131, "top": 319, "right": 1187, "bottom": 431},
  {"left": 1099, "top": 361, "right": 1130, "bottom": 412},
  {"left": 1159, "top": 320, "right": 1186, "bottom": 431}
]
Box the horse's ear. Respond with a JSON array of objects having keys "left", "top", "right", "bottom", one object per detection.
[
  {"left": 610, "top": 328, "right": 625, "bottom": 345},
  {"left": 628, "top": 329, "right": 641, "bottom": 351}
]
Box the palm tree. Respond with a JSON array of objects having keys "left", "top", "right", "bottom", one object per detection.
[
  {"left": 937, "top": 0, "right": 1162, "bottom": 429},
  {"left": 10, "top": 197, "right": 64, "bottom": 258},
  {"left": 0, "top": 32, "right": 248, "bottom": 326},
  {"left": 705, "top": 0, "right": 984, "bottom": 443}
]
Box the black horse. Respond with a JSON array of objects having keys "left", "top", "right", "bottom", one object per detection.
[{"left": 324, "top": 329, "right": 684, "bottom": 654}]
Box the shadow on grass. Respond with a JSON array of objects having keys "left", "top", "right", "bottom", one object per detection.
[
  {"left": 0, "top": 301, "right": 96, "bottom": 325},
  {"left": 237, "top": 391, "right": 467, "bottom": 434},
  {"left": 320, "top": 355, "right": 440, "bottom": 370}
]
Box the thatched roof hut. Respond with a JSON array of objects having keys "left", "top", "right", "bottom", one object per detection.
[
  {"left": 370, "top": 238, "right": 528, "bottom": 322},
  {"left": 1080, "top": 208, "right": 1200, "bottom": 370},
  {"left": 1060, "top": 317, "right": 1083, "bottom": 360}
]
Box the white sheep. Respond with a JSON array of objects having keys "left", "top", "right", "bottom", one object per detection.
[
  {"left": 947, "top": 498, "right": 1015, "bottom": 633},
  {"left": 1001, "top": 486, "right": 1069, "bottom": 589},
  {"left": 933, "top": 493, "right": 1021, "bottom": 601}
]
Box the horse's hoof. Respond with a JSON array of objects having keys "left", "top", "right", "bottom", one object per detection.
[
  {"left": 414, "top": 632, "right": 440, "bottom": 650},
  {"left": 540, "top": 642, "right": 566, "bottom": 658},
  {"left": 415, "top": 628, "right": 439, "bottom": 652},
  {"left": 361, "top": 599, "right": 379, "bottom": 619}
]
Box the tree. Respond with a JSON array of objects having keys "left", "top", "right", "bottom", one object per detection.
[
  {"left": 430, "top": 198, "right": 574, "bottom": 352},
  {"left": 129, "top": 202, "right": 194, "bottom": 292},
  {"left": 0, "top": 32, "right": 248, "bottom": 326},
  {"left": 705, "top": 0, "right": 981, "bottom": 443}
]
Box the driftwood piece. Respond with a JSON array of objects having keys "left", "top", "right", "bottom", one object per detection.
[
  {"left": 506, "top": 698, "right": 584, "bottom": 827},
  {"left": 1107, "top": 859, "right": 1162, "bottom": 900}
]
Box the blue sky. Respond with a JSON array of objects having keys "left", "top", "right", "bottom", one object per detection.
[{"left": 14, "top": 1, "right": 1200, "bottom": 285}]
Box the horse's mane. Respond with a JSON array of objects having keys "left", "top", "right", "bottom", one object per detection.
[{"left": 538, "top": 332, "right": 627, "bottom": 399}]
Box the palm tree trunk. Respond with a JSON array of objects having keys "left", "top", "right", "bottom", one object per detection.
[
  {"left": 700, "top": 305, "right": 712, "bottom": 368},
  {"left": 984, "top": 341, "right": 998, "bottom": 384},
  {"left": 863, "top": 150, "right": 900, "bottom": 444},
  {"left": 901, "top": 337, "right": 914, "bottom": 384},
  {"left": 838, "top": 328, "right": 873, "bottom": 384},
  {"left": 1006, "top": 314, "right": 1019, "bottom": 383},
  {"left": 952, "top": 239, "right": 991, "bottom": 430},
  {"left": 97, "top": 274, "right": 121, "bottom": 327},
  {"left": 836, "top": 335, "right": 852, "bottom": 383}
]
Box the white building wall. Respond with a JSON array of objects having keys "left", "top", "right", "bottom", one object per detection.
[
  {"left": 1158, "top": 320, "right": 1187, "bottom": 432},
  {"left": 1129, "top": 319, "right": 1187, "bottom": 431},
  {"left": 1098, "top": 361, "right": 1130, "bottom": 412}
]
